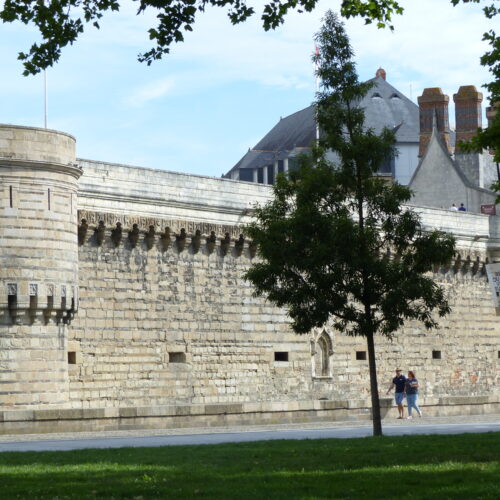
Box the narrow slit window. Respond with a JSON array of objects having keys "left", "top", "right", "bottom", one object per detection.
[
  {"left": 356, "top": 351, "right": 367, "bottom": 360},
  {"left": 9, "top": 186, "right": 13, "bottom": 208},
  {"left": 274, "top": 352, "right": 289, "bottom": 362},
  {"left": 48, "top": 188, "right": 51, "bottom": 210},
  {"left": 169, "top": 352, "right": 186, "bottom": 363}
]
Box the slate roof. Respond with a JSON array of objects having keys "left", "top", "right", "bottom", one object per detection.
[{"left": 225, "top": 75, "right": 420, "bottom": 177}]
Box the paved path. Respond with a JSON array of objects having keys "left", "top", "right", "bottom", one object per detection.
[{"left": 1, "top": 414, "right": 499, "bottom": 452}]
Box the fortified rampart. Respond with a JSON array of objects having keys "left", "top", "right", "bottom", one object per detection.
[{"left": 0, "top": 125, "right": 499, "bottom": 434}]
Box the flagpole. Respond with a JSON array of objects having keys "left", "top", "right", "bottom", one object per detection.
[
  {"left": 314, "top": 45, "right": 320, "bottom": 143},
  {"left": 44, "top": 69, "right": 48, "bottom": 129}
]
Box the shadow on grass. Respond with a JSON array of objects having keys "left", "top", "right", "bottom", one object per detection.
[{"left": 0, "top": 433, "right": 499, "bottom": 499}]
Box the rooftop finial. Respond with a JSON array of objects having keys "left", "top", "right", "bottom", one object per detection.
[{"left": 375, "top": 67, "right": 386, "bottom": 81}]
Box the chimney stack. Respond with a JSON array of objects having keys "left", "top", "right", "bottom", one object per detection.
[
  {"left": 453, "top": 85, "right": 483, "bottom": 153},
  {"left": 418, "top": 88, "right": 452, "bottom": 157}
]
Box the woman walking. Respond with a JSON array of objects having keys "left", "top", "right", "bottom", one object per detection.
[{"left": 405, "top": 370, "right": 422, "bottom": 419}]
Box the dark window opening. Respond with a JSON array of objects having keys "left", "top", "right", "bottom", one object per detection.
[
  {"left": 278, "top": 160, "right": 284, "bottom": 174},
  {"left": 68, "top": 352, "right": 76, "bottom": 364},
  {"left": 378, "top": 155, "right": 395, "bottom": 175},
  {"left": 257, "top": 168, "right": 264, "bottom": 184},
  {"left": 267, "top": 164, "right": 275, "bottom": 185},
  {"left": 497, "top": 351, "right": 500, "bottom": 359},
  {"left": 48, "top": 188, "right": 51, "bottom": 210},
  {"left": 7, "top": 294, "right": 16, "bottom": 308},
  {"left": 9, "top": 185, "right": 13, "bottom": 208},
  {"left": 432, "top": 350, "right": 442, "bottom": 360},
  {"left": 274, "top": 352, "right": 289, "bottom": 362},
  {"left": 238, "top": 169, "right": 253, "bottom": 182},
  {"left": 372, "top": 92, "right": 382, "bottom": 98},
  {"left": 169, "top": 352, "right": 186, "bottom": 363},
  {"left": 288, "top": 157, "right": 300, "bottom": 172},
  {"left": 356, "top": 351, "right": 367, "bottom": 360}
]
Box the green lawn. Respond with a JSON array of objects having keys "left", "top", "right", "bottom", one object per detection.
[{"left": 0, "top": 432, "right": 499, "bottom": 499}]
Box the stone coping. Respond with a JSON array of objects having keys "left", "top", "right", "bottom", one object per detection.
[
  {"left": 0, "top": 123, "right": 76, "bottom": 142},
  {"left": 1, "top": 395, "right": 497, "bottom": 423}
]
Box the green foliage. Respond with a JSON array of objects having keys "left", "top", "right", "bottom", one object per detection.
[
  {"left": 245, "top": 11, "right": 455, "bottom": 340},
  {"left": 245, "top": 11, "right": 455, "bottom": 436},
  {"left": 452, "top": 1, "right": 499, "bottom": 162},
  {"left": 0, "top": 433, "right": 499, "bottom": 499},
  {"left": 1, "top": 0, "right": 404, "bottom": 75}
]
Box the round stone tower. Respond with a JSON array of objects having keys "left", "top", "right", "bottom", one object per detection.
[{"left": 0, "top": 124, "right": 82, "bottom": 408}]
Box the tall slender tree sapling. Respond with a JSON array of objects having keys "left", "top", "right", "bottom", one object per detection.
[{"left": 244, "top": 11, "right": 456, "bottom": 436}]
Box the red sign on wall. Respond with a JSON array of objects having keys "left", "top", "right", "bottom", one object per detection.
[{"left": 481, "top": 204, "right": 497, "bottom": 215}]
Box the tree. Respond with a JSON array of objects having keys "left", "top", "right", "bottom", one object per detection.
[
  {"left": 3, "top": 0, "right": 498, "bottom": 180},
  {"left": 453, "top": 2, "right": 499, "bottom": 166},
  {"left": 243, "top": 11, "right": 456, "bottom": 436},
  {"left": 0, "top": 0, "right": 493, "bottom": 81}
]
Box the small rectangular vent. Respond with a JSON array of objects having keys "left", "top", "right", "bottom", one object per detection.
[
  {"left": 169, "top": 352, "right": 186, "bottom": 363},
  {"left": 356, "top": 351, "right": 367, "bottom": 361},
  {"left": 432, "top": 350, "right": 442, "bottom": 360},
  {"left": 68, "top": 352, "right": 76, "bottom": 365},
  {"left": 274, "top": 352, "right": 289, "bottom": 362}
]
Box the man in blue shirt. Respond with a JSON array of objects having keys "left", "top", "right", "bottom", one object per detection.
[{"left": 386, "top": 368, "right": 407, "bottom": 419}]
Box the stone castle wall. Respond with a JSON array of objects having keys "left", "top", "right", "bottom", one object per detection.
[
  {"left": 67, "top": 206, "right": 500, "bottom": 411},
  {"left": 1, "top": 133, "right": 499, "bottom": 432}
]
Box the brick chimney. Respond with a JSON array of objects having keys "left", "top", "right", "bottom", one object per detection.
[
  {"left": 453, "top": 85, "right": 483, "bottom": 153},
  {"left": 418, "top": 88, "right": 452, "bottom": 157}
]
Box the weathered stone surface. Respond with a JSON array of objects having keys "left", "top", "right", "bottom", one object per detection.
[{"left": 1, "top": 126, "right": 499, "bottom": 434}]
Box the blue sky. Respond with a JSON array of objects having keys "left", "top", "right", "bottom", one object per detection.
[{"left": 0, "top": 0, "right": 493, "bottom": 177}]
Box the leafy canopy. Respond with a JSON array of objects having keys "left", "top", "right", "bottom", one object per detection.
[
  {"left": 244, "top": 11, "right": 456, "bottom": 339},
  {"left": 0, "top": 0, "right": 490, "bottom": 78}
]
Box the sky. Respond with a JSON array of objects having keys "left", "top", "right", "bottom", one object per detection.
[{"left": 0, "top": 0, "right": 494, "bottom": 178}]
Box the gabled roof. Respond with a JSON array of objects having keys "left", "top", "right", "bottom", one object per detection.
[
  {"left": 409, "top": 123, "right": 494, "bottom": 203},
  {"left": 225, "top": 75, "right": 419, "bottom": 177}
]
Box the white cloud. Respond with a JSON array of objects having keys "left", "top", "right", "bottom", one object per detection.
[
  {"left": 0, "top": 0, "right": 496, "bottom": 175},
  {"left": 125, "top": 78, "right": 175, "bottom": 106}
]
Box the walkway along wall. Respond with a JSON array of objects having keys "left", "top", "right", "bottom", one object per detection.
[{"left": 0, "top": 131, "right": 499, "bottom": 433}]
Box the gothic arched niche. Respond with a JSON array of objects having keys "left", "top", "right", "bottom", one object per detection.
[{"left": 312, "top": 329, "right": 333, "bottom": 377}]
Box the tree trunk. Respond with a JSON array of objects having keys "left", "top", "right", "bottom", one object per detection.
[{"left": 366, "top": 330, "right": 383, "bottom": 436}]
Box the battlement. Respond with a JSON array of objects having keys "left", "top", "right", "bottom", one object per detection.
[{"left": 77, "top": 210, "right": 256, "bottom": 257}]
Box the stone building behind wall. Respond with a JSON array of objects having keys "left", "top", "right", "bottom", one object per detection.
[
  {"left": 410, "top": 86, "right": 499, "bottom": 213},
  {"left": 0, "top": 102, "right": 499, "bottom": 433}
]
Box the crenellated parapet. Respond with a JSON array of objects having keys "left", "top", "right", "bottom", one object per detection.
[
  {"left": 77, "top": 210, "right": 257, "bottom": 258},
  {"left": 76, "top": 210, "right": 493, "bottom": 285}
]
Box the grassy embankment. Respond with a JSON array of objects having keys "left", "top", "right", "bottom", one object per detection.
[{"left": 0, "top": 432, "right": 499, "bottom": 499}]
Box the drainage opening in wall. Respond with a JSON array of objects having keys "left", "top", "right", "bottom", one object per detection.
[
  {"left": 356, "top": 351, "right": 367, "bottom": 360},
  {"left": 68, "top": 352, "right": 76, "bottom": 364},
  {"left": 169, "top": 352, "right": 186, "bottom": 363},
  {"left": 432, "top": 350, "right": 442, "bottom": 360},
  {"left": 274, "top": 352, "right": 289, "bottom": 362}
]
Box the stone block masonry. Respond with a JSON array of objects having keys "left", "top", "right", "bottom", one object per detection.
[
  {"left": 1, "top": 127, "right": 499, "bottom": 433},
  {"left": 68, "top": 207, "right": 499, "bottom": 415}
]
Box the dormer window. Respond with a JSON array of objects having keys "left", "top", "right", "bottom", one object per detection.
[
  {"left": 390, "top": 93, "right": 401, "bottom": 99},
  {"left": 372, "top": 92, "right": 382, "bottom": 99}
]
